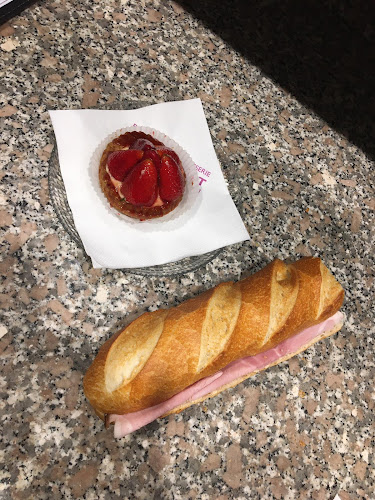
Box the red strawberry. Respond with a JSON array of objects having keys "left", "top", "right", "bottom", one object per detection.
[
  {"left": 107, "top": 150, "right": 144, "bottom": 181},
  {"left": 159, "top": 155, "right": 185, "bottom": 202},
  {"left": 130, "top": 138, "right": 155, "bottom": 151},
  {"left": 155, "top": 147, "right": 181, "bottom": 166},
  {"left": 121, "top": 158, "right": 158, "bottom": 207},
  {"left": 143, "top": 148, "right": 161, "bottom": 169}
]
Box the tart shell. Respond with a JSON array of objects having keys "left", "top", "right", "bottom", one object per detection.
[{"left": 99, "top": 131, "right": 185, "bottom": 220}]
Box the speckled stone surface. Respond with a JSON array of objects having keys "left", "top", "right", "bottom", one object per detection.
[{"left": 1, "top": 1, "right": 374, "bottom": 499}]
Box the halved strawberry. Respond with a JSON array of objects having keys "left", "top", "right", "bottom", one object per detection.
[
  {"left": 155, "top": 147, "right": 181, "bottom": 166},
  {"left": 159, "top": 155, "right": 185, "bottom": 202},
  {"left": 107, "top": 150, "right": 144, "bottom": 181},
  {"left": 143, "top": 148, "right": 161, "bottom": 169},
  {"left": 130, "top": 138, "right": 155, "bottom": 151},
  {"left": 121, "top": 158, "right": 158, "bottom": 207}
]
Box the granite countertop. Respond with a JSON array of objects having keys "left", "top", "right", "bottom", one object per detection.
[{"left": 1, "top": 1, "right": 374, "bottom": 499}]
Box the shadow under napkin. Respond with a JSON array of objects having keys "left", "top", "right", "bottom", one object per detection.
[{"left": 177, "top": 0, "right": 375, "bottom": 160}]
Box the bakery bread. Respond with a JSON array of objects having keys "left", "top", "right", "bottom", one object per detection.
[
  {"left": 83, "top": 257, "right": 344, "bottom": 437},
  {"left": 99, "top": 131, "right": 186, "bottom": 220}
]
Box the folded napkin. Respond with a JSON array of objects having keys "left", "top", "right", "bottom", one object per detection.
[{"left": 49, "top": 99, "right": 249, "bottom": 269}]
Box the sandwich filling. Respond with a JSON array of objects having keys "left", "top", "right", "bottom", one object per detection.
[{"left": 107, "top": 311, "right": 344, "bottom": 438}]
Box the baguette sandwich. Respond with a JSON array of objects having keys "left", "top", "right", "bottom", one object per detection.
[{"left": 84, "top": 257, "right": 344, "bottom": 437}]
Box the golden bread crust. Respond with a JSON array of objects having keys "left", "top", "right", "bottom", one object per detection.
[
  {"left": 163, "top": 319, "right": 344, "bottom": 417},
  {"left": 83, "top": 257, "right": 344, "bottom": 417}
]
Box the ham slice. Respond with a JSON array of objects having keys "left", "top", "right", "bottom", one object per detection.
[{"left": 108, "top": 311, "right": 343, "bottom": 438}]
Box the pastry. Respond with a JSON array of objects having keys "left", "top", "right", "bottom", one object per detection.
[{"left": 99, "top": 131, "right": 186, "bottom": 220}]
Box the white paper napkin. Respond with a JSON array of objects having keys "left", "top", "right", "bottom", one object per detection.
[{"left": 49, "top": 99, "right": 249, "bottom": 269}]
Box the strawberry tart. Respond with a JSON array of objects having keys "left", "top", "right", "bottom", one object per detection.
[{"left": 99, "top": 131, "right": 186, "bottom": 220}]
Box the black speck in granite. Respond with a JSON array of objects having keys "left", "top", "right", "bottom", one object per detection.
[{"left": 0, "top": 0, "right": 374, "bottom": 499}]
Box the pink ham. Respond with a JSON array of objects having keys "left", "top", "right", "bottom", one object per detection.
[{"left": 108, "top": 311, "right": 344, "bottom": 438}]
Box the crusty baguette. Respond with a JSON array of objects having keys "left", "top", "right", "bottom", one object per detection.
[
  {"left": 83, "top": 257, "right": 344, "bottom": 419},
  {"left": 162, "top": 319, "right": 343, "bottom": 417}
]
